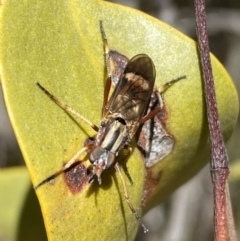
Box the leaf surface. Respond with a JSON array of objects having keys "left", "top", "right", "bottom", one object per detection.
[{"left": 0, "top": 0, "right": 238, "bottom": 240}]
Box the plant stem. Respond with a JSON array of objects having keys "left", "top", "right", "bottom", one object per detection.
[{"left": 193, "top": 0, "right": 234, "bottom": 240}]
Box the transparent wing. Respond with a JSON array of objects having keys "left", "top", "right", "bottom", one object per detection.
[{"left": 104, "top": 54, "right": 156, "bottom": 137}]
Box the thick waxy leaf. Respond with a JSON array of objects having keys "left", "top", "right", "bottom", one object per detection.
[
  {"left": 0, "top": 0, "right": 238, "bottom": 240},
  {"left": 0, "top": 167, "right": 47, "bottom": 241}
]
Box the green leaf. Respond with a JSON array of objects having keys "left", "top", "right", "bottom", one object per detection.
[
  {"left": 0, "top": 0, "right": 238, "bottom": 240},
  {"left": 0, "top": 167, "right": 47, "bottom": 241}
]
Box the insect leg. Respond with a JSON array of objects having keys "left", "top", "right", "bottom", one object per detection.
[
  {"left": 34, "top": 142, "right": 95, "bottom": 190},
  {"left": 99, "top": 20, "right": 129, "bottom": 91},
  {"left": 140, "top": 106, "right": 161, "bottom": 123},
  {"left": 99, "top": 20, "right": 111, "bottom": 77},
  {"left": 114, "top": 163, "right": 149, "bottom": 233},
  {"left": 157, "top": 75, "right": 186, "bottom": 108},
  {"left": 103, "top": 76, "right": 112, "bottom": 110},
  {"left": 140, "top": 75, "right": 187, "bottom": 121},
  {"left": 122, "top": 145, "right": 134, "bottom": 185},
  {"left": 158, "top": 75, "right": 186, "bottom": 94},
  {"left": 99, "top": 21, "right": 113, "bottom": 111},
  {"left": 36, "top": 82, "right": 99, "bottom": 132}
]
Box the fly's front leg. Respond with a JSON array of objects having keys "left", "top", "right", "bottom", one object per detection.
[
  {"left": 34, "top": 142, "right": 95, "bottom": 190},
  {"left": 121, "top": 145, "right": 134, "bottom": 185},
  {"left": 114, "top": 163, "right": 149, "bottom": 233}
]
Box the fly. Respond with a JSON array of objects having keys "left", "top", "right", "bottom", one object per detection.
[
  {"left": 35, "top": 21, "right": 185, "bottom": 233},
  {"left": 99, "top": 21, "right": 186, "bottom": 169}
]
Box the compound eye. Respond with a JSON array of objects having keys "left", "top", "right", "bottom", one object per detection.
[
  {"left": 89, "top": 147, "right": 105, "bottom": 164},
  {"left": 106, "top": 152, "right": 115, "bottom": 168}
]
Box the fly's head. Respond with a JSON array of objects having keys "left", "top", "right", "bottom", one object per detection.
[{"left": 88, "top": 146, "right": 115, "bottom": 184}]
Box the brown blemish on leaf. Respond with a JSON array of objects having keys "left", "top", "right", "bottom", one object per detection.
[
  {"left": 108, "top": 50, "right": 129, "bottom": 86},
  {"left": 142, "top": 168, "right": 162, "bottom": 207},
  {"left": 64, "top": 161, "right": 88, "bottom": 194},
  {"left": 137, "top": 91, "right": 174, "bottom": 168}
]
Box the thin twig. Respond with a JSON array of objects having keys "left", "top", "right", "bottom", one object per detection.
[{"left": 193, "top": 1, "right": 235, "bottom": 241}]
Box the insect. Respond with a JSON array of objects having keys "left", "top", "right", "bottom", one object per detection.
[
  {"left": 35, "top": 21, "right": 185, "bottom": 233},
  {"left": 98, "top": 23, "right": 184, "bottom": 169}
]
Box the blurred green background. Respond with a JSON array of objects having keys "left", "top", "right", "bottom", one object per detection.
[{"left": 0, "top": 0, "right": 239, "bottom": 241}]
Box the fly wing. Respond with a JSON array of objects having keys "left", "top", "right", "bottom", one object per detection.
[{"left": 104, "top": 54, "right": 156, "bottom": 138}]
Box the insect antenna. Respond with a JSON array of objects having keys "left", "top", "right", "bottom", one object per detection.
[
  {"left": 36, "top": 82, "right": 99, "bottom": 132},
  {"left": 114, "top": 163, "right": 149, "bottom": 233}
]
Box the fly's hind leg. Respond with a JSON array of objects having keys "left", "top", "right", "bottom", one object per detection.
[
  {"left": 157, "top": 75, "right": 186, "bottom": 109},
  {"left": 140, "top": 75, "right": 187, "bottom": 124},
  {"left": 100, "top": 21, "right": 129, "bottom": 111},
  {"left": 158, "top": 75, "right": 186, "bottom": 94},
  {"left": 99, "top": 20, "right": 129, "bottom": 88}
]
